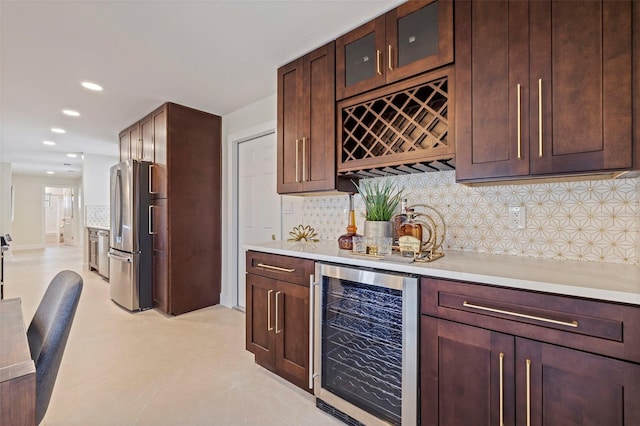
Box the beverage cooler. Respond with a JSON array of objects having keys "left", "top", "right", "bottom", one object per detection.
[{"left": 313, "top": 263, "right": 418, "bottom": 426}]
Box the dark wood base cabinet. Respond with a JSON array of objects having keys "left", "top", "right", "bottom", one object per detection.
[
  {"left": 245, "top": 251, "right": 314, "bottom": 391},
  {"left": 421, "top": 278, "right": 640, "bottom": 425}
]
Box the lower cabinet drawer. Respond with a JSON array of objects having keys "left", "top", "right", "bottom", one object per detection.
[
  {"left": 246, "top": 250, "right": 314, "bottom": 286},
  {"left": 421, "top": 277, "right": 640, "bottom": 363}
]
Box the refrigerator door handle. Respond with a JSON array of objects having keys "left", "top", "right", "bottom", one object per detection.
[
  {"left": 115, "top": 170, "right": 123, "bottom": 239},
  {"left": 148, "top": 206, "right": 155, "bottom": 235},
  {"left": 149, "top": 164, "right": 158, "bottom": 195}
]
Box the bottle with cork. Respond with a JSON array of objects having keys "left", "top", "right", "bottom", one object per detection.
[{"left": 338, "top": 194, "right": 360, "bottom": 250}]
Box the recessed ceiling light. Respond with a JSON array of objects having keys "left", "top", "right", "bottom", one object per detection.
[
  {"left": 46, "top": 171, "right": 55, "bottom": 175},
  {"left": 81, "top": 81, "right": 103, "bottom": 91},
  {"left": 67, "top": 153, "right": 78, "bottom": 158},
  {"left": 51, "top": 128, "right": 66, "bottom": 134},
  {"left": 43, "top": 140, "right": 56, "bottom": 146},
  {"left": 62, "top": 109, "right": 80, "bottom": 117}
]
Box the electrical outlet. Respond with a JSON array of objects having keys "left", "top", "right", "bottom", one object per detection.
[{"left": 508, "top": 205, "right": 526, "bottom": 229}]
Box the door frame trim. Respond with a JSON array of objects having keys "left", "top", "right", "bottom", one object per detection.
[{"left": 222, "top": 121, "right": 277, "bottom": 309}]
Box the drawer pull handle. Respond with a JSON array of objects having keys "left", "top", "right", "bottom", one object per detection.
[
  {"left": 462, "top": 301, "right": 578, "bottom": 328},
  {"left": 257, "top": 263, "right": 295, "bottom": 273}
]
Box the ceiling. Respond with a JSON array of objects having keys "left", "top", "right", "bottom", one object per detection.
[{"left": 0, "top": 0, "right": 403, "bottom": 178}]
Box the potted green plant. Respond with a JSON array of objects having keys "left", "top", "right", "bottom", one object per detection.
[{"left": 354, "top": 178, "right": 404, "bottom": 242}]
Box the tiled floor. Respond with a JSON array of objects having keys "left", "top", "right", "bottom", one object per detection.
[{"left": 3, "top": 244, "right": 342, "bottom": 426}]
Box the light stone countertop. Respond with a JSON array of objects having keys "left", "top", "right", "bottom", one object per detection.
[
  {"left": 86, "top": 225, "right": 109, "bottom": 231},
  {"left": 244, "top": 240, "right": 640, "bottom": 306}
]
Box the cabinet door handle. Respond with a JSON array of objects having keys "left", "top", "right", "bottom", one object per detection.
[
  {"left": 499, "top": 352, "right": 504, "bottom": 426},
  {"left": 148, "top": 205, "right": 155, "bottom": 235},
  {"left": 267, "top": 289, "right": 274, "bottom": 331},
  {"left": 538, "top": 78, "right": 543, "bottom": 157},
  {"left": 257, "top": 263, "right": 295, "bottom": 273},
  {"left": 275, "top": 291, "right": 282, "bottom": 334},
  {"left": 462, "top": 301, "right": 579, "bottom": 328},
  {"left": 295, "top": 138, "right": 300, "bottom": 183},
  {"left": 302, "top": 137, "right": 307, "bottom": 182},
  {"left": 517, "top": 84, "right": 522, "bottom": 159},
  {"left": 376, "top": 50, "right": 382, "bottom": 75},
  {"left": 388, "top": 45, "right": 393, "bottom": 70},
  {"left": 526, "top": 358, "right": 532, "bottom": 426},
  {"left": 149, "top": 164, "right": 158, "bottom": 194}
]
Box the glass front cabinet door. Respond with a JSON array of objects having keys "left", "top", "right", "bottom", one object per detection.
[{"left": 336, "top": 0, "right": 453, "bottom": 100}]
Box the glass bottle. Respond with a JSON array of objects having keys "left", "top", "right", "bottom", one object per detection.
[
  {"left": 399, "top": 208, "right": 423, "bottom": 258},
  {"left": 338, "top": 194, "right": 360, "bottom": 250},
  {"left": 393, "top": 198, "right": 409, "bottom": 246}
]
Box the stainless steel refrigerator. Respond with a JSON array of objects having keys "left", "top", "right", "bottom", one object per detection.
[{"left": 109, "top": 159, "right": 153, "bottom": 311}]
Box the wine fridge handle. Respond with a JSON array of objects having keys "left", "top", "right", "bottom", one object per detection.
[{"left": 308, "top": 275, "right": 315, "bottom": 390}]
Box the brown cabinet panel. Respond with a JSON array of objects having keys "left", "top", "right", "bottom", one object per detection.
[
  {"left": 140, "top": 113, "right": 155, "bottom": 162},
  {"left": 336, "top": 16, "right": 386, "bottom": 100},
  {"left": 277, "top": 57, "right": 304, "bottom": 193},
  {"left": 246, "top": 274, "right": 276, "bottom": 370},
  {"left": 151, "top": 106, "right": 167, "bottom": 199},
  {"left": 456, "top": 0, "right": 635, "bottom": 182},
  {"left": 275, "top": 280, "right": 309, "bottom": 389},
  {"left": 119, "top": 131, "right": 131, "bottom": 162},
  {"left": 123, "top": 103, "right": 221, "bottom": 316},
  {"left": 245, "top": 251, "right": 311, "bottom": 392},
  {"left": 152, "top": 251, "right": 168, "bottom": 313},
  {"left": 277, "top": 41, "right": 351, "bottom": 194},
  {"left": 421, "top": 277, "right": 640, "bottom": 363},
  {"left": 336, "top": 0, "right": 453, "bottom": 101},
  {"left": 303, "top": 45, "right": 336, "bottom": 192},
  {"left": 421, "top": 316, "right": 515, "bottom": 426},
  {"left": 517, "top": 338, "right": 640, "bottom": 426},
  {"left": 529, "top": 0, "right": 633, "bottom": 175}
]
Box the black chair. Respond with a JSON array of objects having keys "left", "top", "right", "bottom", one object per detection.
[{"left": 27, "top": 270, "right": 83, "bottom": 425}]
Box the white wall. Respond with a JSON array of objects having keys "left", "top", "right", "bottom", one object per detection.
[
  {"left": 82, "top": 153, "right": 117, "bottom": 207},
  {"left": 220, "top": 94, "right": 306, "bottom": 307},
  {"left": 0, "top": 162, "right": 12, "bottom": 235},
  {"left": 11, "top": 174, "right": 81, "bottom": 250}
]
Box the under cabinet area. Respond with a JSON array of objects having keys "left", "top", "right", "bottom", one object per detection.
[
  {"left": 420, "top": 277, "right": 640, "bottom": 425},
  {"left": 455, "top": 0, "right": 636, "bottom": 182},
  {"left": 245, "top": 251, "right": 314, "bottom": 391}
]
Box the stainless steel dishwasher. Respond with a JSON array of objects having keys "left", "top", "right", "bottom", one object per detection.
[{"left": 97, "top": 230, "right": 110, "bottom": 279}]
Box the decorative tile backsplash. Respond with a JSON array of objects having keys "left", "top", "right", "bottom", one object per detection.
[
  {"left": 302, "top": 171, "right": 640, "bottom": 265},
  {"left": 85, "top": 205, "right": 109, "bottom": 228}
]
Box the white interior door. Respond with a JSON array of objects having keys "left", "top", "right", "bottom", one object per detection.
[{"left": 237, "top": 132, "right": 280, "bottom": 309}]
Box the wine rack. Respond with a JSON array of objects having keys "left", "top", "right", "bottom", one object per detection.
[{"left": 337, "top": 67, "right": 454, "bottom": 178}]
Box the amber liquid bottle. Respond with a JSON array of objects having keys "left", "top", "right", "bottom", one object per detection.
[
  {"left": 338, "top": 194, "right": 360, "bottom": 250},
  {"left": 393, "top": 198, "right": 408, "bottom": 246},
  {"left": 399, "top": 209, "right": 422, "bottom": 258}
]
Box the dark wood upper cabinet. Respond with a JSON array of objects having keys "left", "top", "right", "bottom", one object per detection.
[
  {"left": 277, "top": 41, "right": 354, "bottom": 194},
  {"left": 336, "top": 0, "right": 453, "bottom": 100},
  {"left": 456, "top": 0, "right": 635, "bottom": 182}
]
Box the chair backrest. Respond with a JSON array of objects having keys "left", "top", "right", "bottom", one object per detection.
[{"left": 27, "top": 270, "right": 83, "bottom": 425}]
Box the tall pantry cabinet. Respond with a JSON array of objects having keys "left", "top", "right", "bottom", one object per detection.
[{"left": 119, "top": 102, "right": 222, "bottom": 315}]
